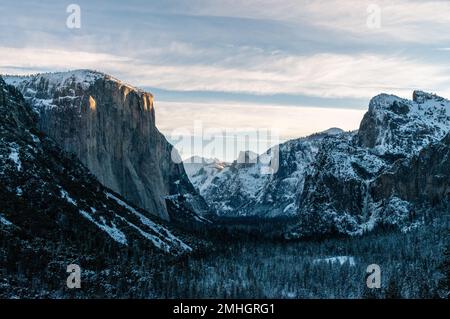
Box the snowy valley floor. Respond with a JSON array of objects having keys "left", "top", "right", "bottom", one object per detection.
[
  {"left": 1, "top": 212, "right": 448, "bottom": 299},
  {"left": 155, "top": 213, "right": 450, "bottom": 299}
]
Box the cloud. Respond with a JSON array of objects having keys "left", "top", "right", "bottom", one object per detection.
[
  {"left": 2, "top": 46, "right": 450, "bottom": 100},
  {"left": 0, "top": 47, "right": 130, "bottom": 73},
  {"left": 155, "top": 100, "right": 366, "bottom": 138},
  {"left": 155, "top": 100, "right": 366, "bottom": 161},
  {"left": 172, "top": 0, "right": 450, "bottom": 44},
  {"left": 2, "top": 0, "right": 449, "bottom": 160}
]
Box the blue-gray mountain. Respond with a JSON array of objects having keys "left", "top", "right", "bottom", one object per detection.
[{"left": 185, "top": 91, "right": 450, "bottom": 237}]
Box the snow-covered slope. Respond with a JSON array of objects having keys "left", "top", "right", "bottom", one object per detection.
[
  {"left": 4, "top": 70, "right": 104, "bottom": 111},
  {"left": 189, "top": 91, "right": 450, "bottom": 237},
  {"left": 0, "top": 75, "right": 192, "bottom": 255},
  {"left": 187, "top": 128, "right": 345, "bottom": 218},
  {"left": 293, "top": 91, "right": 450, "bottom": 237},
  {"left": 358, "top": 91, "right": 450, "bottom": 156},
  {"left": 183, "top": 156, "right": 230, "bottom": 195}
]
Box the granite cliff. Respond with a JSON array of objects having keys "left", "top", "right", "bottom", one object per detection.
[{"left": 4, "top": 70, "right": 210, "bottom": 222}]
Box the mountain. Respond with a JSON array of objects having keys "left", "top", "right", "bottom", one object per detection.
[
  {"left": 4, "top": 70, "right": 210, "bottom": 222},
  {"left": 358, "top": 91, "right": 450, "bottom": 156},
  {"left": 0, "top": 75, "right": 200, "bottom": 296},
  {"left": 188, "top": 91, "right": 450, "bottom": 237},
  {"left": 183, "top": 156, "right": 230, "bottom": 196},
  {"left": 3, "top": 68, "right": 448, "bottom": 239},
  {"left": 185, "top": 128, "right": 344, "bottom": 218},
  {"left": 0, "top": 75, "right": 192, "bottom": 256},
  {"left": 293, "top": 91, "right": 450, "bottom": 237},
  {"left": 371, "top": 132, "right": 450, "bottom": 206}
]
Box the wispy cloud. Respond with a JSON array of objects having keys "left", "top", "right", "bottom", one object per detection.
[
  {"left": 2, "top": 47, "right": 450, "bottom": 100},
  {"left": 156, "top": 100, "right": 366, "bottom": 139},
  {"left": 173, "top": 0, "right": 450, "bottom": 44},
  {"left": 155, "top": 100, "right": 366, "bottom": 161},
  {"left": 2, "top": 0, "right": 449, "bottom": 160}
]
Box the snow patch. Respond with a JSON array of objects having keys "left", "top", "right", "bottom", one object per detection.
[
  {"left": 60, "top": 189, "right": 77, "bottom": 206},
  {"left": 105, "top": 192, "right": 192, "bottom": 252},
  {"left": 31, "top": 134, "right": 40, "bottom": 144},
  {"left": 0, "top": 214, "right": 13, "bottom": 227},
  {"left": 79, "top": 210, "right": 128, "bottom": 245},
  {"left": 4, "top": 70, "right": 103, "bottom": 90},
  {"left": 8, "top": 146, "right": 22, "bottom": 171}
]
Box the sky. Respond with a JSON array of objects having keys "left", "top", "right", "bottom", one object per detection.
[{"left": 2, "top": 0, "right": 450, "bottom": 160}]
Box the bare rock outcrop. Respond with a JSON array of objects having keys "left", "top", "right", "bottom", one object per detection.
[{"left": 5, "top": 70, "right": 209, "bottom": 221}]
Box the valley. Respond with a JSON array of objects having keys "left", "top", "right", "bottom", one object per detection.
[{"left": 0, "top": 70, "right": 449, "bottom": 299}]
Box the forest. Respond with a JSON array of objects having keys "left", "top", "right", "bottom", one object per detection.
[
  {"left": 1, "top": 204, "right": 449, "bottom": 299},
  {"left": 154, "top": 212, "right": 450, "bottom": 299}
]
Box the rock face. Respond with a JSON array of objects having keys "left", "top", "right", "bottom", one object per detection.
[
  {"left": 371, "top": 133, "right": 450, "bottom": 205},
  {"left": 183, "top": 156, "right": 231, "bottom": 196},
  {"left": 358, "top": 91, "right": 450, "bottom": 155},
  {"left": 4, "top": 70, "right": 209, "bottom": 221},
  {"left": 291, "top": 92, "right": 450, "bottom": 237},
  {"left": 188, "top": 91, "right": 450, "bottom": 237},
  {"left": 185, "top": 128, "right": 344, "bottom": 218},
  {"left": 0, "top": 75, "right": 192, "bottom": 255}
]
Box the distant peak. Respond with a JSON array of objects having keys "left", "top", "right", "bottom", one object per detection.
[
  {"left": 238, "top": 150, "right": 258, "bottom": 157},
  {"left": 235, "top": 150, "right": 258, "bottom": 165},
  {"left": 368, "top": 93, "right": 404, "bottom": 111},
  {"left": 300, "top": 127, "right": 344, "bottom": 142},
  {"left": 321, "top": 127, "right": 344, "bottom": 135},
  {"left": 366, "top": 91, "right": 450, "bottom": 118},
  {"left": 412, "top": 90, "right": 445, "bottom": 104},
  {"left": 184, "top": 156, "right": 217, "bottom": 165}
]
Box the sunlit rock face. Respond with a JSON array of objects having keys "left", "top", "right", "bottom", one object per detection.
[{"left": 4, "top": 70, "right": 209, "bottom": 221}]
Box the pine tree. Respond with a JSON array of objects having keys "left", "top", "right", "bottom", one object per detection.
[
  {"left": 439, "top": 241, "right": 450, "bottom": 299},
  {"left": 385, "top": 278, "right": 402, "bottom": 299},
  {"left": 361, "top": 285, "right": 379, "bottom": 299},
  {"left": 418, "top": 281, "right": 433, "bottom": 299}
]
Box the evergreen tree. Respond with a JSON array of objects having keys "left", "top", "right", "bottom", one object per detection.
[
  {"left": 439, "top": 240, "right": 450, "bottom": 299},
  {"left": 385, "top": 278, "right": 402, "bottom": 299},
  {"left": 361, "top": 285, "right": 380, "bottom": 299}
]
